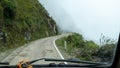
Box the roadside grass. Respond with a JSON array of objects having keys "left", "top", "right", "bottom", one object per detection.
[
  {"left": 55, "top": 33, "right": 100, "bottom": 61},
  {"left": 56, "top": 33, "right": 117, "bottom": 63}
]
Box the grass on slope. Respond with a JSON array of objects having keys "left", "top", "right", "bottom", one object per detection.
[
  {"left": 0, "top": 0, "right": 58, "bottom": 53},
  {"left": 56, "top": 33, "right": 116, "bottom": 62},
  {"left": 56, "top": 33, "right": 99, "bottom": 61}
]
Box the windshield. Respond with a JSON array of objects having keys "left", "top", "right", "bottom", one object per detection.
[{"left": 0, "top": 0, "right": 120, "bottom": 66}]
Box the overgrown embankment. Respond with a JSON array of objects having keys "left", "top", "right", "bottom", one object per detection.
[
  {"left": 56, "top": 33, "right": 116, "bottom": 62},
  {"left": 0, "top": 0, "right": 58, "bottom": 52}
]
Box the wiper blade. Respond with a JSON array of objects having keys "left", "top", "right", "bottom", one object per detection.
[
  {"left": 44, "top": 58, "right": 106, "bottom": 65},
  {"left": 17, "top": 58, "right": 108, "bottom": 68},
  {"left": 0, "top": 62, "right": 9, "bottom": 65},
  {"left": 29, "top": 58, "right": 107, "bottom": 65}
]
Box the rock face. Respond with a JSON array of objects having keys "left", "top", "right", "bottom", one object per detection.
[{"left": 0, "top": 0, "right": 58, "bottom": 47}]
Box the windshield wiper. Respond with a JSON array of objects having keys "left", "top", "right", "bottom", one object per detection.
[
  {"left": 26, "top": 58, "right": 108, "bottom": 67},
  {"left": 0, "top": 58, "right": 106, "bottom": 65},
  {"left": 0, "top": 62, "right": 9, "bottom": 65},
  {"left": 1, "top": 58, "right": 108, "bottom": 68},
  {"left": 45, "top": 58, "right": 102, "bottom": 64},
  {"left": 29, "top": 58, "right": 107, "bottom": 65}
]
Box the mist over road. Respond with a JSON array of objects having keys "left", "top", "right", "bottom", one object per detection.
[{"left": 2, "top": 34, "right": 70, "bottom": 65}]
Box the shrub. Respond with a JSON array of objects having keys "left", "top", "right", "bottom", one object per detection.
[
  {"left": 1, "top": 0, "right": 16, "bottom": 20},
  {"left": 0, "top": 6, "right": 3, "bottom": 19},
  {"left": 97, "top": 44, "right": 116, "bottom": 62},
  {"left": 66, "top": 33, "right": 84, "bottom": 48}
]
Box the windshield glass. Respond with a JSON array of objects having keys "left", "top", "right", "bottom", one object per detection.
[{"left": 0, "top": 0, "right": 119, "bottom": 66}]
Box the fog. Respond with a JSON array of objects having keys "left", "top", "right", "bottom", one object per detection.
[
  {"left": 39, "top": 0, "right": 120, "bottom": 43},
  {"left": 38, "top": 0, "right": 78, "bottom": 32}
]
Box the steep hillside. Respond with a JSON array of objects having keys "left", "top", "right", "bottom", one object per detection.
[{"left": 0, "top": 0, "right": 58, "bottom": 51}]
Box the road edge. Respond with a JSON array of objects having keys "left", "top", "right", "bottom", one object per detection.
[{"left": 53, "top": 38, "right": 67, "bottom": 64}]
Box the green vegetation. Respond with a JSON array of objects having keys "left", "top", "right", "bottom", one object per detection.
[
  {"left": 56, "top": 33, "right": 116, "bottom": 62},
  {"left": 97, "top": 34, "right": 116, "bottom": 62},
  {"left": 56, "top": 33, "right": 99, "bottom": 61},
  {"left": 97, "top": 44, "right": 116, "bottom": 62},
  {"left": 0, "top": 0, "right": 58, "bottom": 53}
]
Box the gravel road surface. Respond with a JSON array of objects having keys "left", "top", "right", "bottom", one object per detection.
[{"left": 2, "top": 34, "right": 70, "bottom": 65}]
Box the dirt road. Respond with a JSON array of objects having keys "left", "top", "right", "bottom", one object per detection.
[{"left": 2, "top": 34, "right": 70, "bottom": 65}]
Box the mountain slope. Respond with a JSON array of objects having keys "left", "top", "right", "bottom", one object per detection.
[{"left": 0, "top": 0, "right": 58, "bottom": 51}]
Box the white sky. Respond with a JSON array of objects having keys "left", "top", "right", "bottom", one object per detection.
[{"left": 39, "top": 0, "right": 120, "bottom": 43}]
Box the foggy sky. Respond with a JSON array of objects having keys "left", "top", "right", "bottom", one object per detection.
[{"left": 39, "top": 0, "right": 120, "bottom": 43}]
